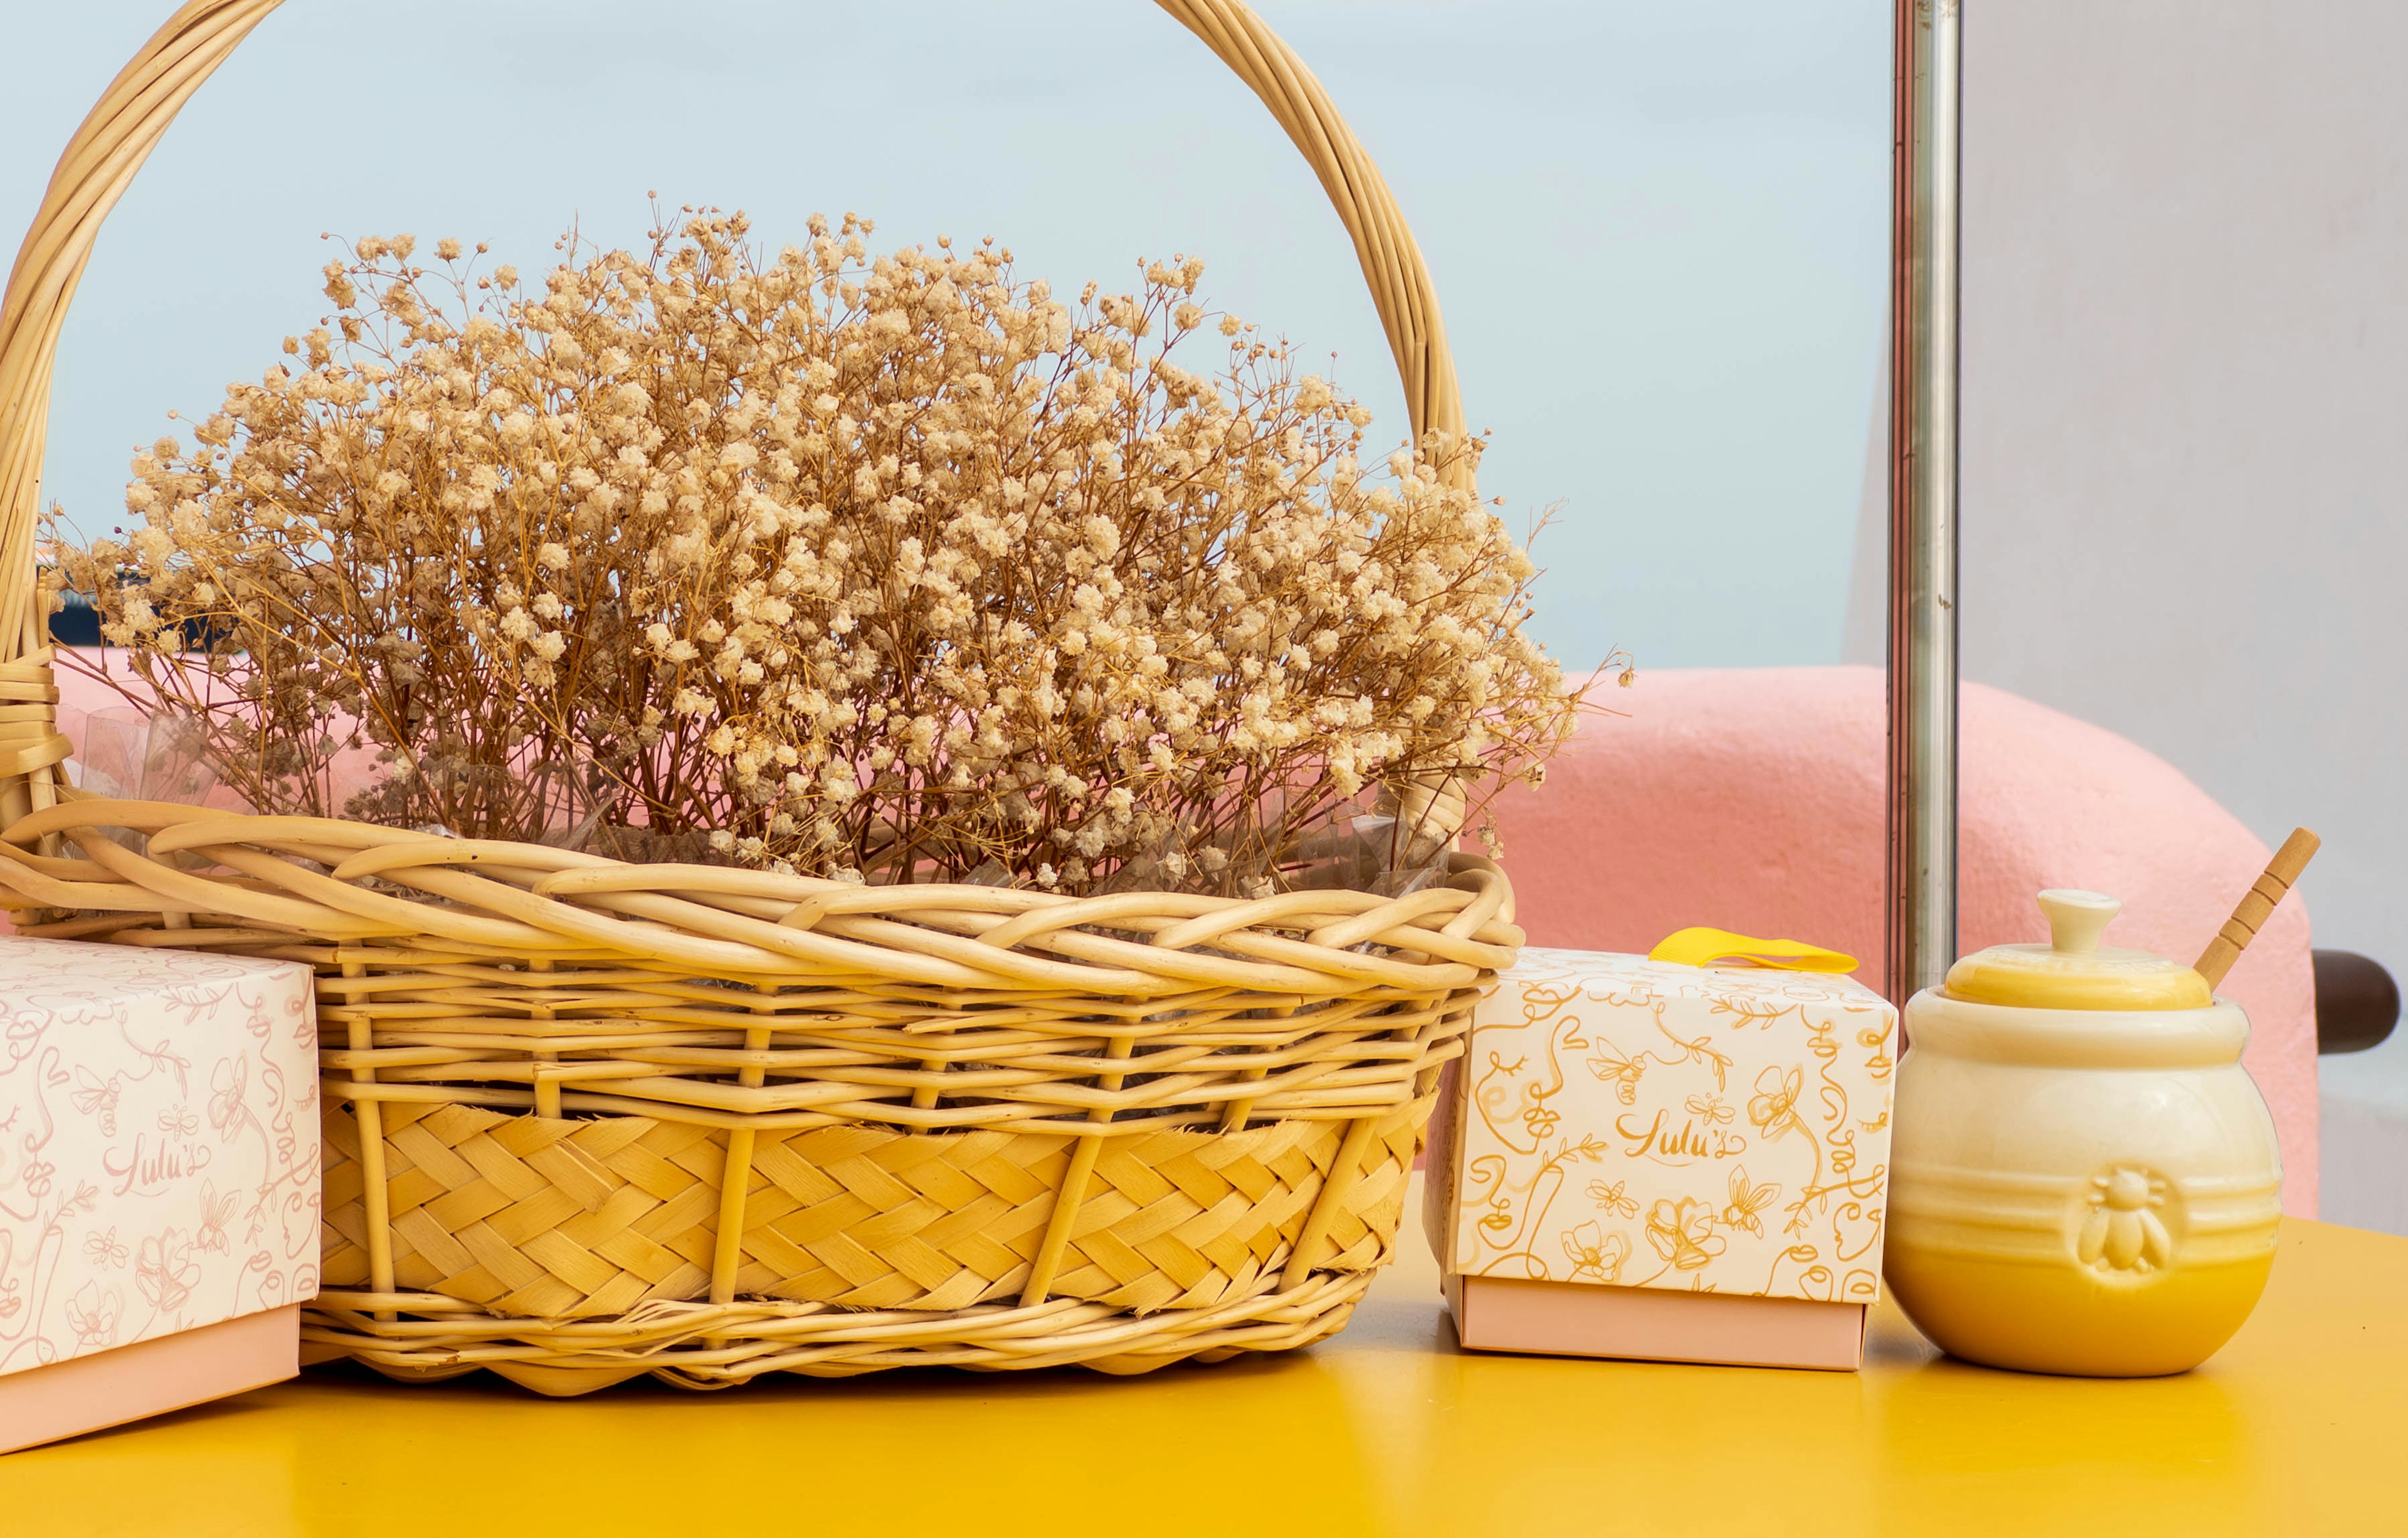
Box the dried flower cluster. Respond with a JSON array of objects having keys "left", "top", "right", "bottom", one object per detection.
[{"left": 54, "top": 207, "right": 1585, "bottom": 894}]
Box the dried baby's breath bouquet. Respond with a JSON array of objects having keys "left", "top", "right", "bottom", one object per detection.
[{"left": 54, "top": 206, "right": 1585, "bottom": 896}]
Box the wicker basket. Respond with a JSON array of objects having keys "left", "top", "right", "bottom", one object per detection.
[{"left": 0, "top": 0, "right": 1518, "bottom": 1394}]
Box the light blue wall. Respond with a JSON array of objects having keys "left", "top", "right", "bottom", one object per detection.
[{"left": 1, "top": 0, "right": 1889, "bottom": 674}]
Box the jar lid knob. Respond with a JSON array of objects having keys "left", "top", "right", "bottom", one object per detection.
[{"left": 2037, "top": 888, "right": 2121, "bottom": 954}]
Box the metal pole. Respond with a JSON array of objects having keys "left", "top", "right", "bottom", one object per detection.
[{"left": 1887, "top": 0, "right": 1962, "bottom": 1004}]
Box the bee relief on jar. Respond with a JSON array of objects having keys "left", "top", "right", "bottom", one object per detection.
[{"left": 2074, "top": 1164, "right": 2177, "bottom": 1275}]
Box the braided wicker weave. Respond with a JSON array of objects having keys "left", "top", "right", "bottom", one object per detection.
[{"left": 0, "top": 0, "right": 1516, "bottom": 1393}]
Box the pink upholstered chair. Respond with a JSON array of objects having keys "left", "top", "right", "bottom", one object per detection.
[{"left": 1487, "top": 665, "right": 2320, "bottom": 1216}]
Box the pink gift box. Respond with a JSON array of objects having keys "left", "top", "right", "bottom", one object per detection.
[{"left": 0, "top": 937, "right": 319, "bottom": 1451}]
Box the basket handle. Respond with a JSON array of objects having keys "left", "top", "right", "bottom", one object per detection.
[{"left": 0, "top": 0, "right": 1468, "bottom": 829}]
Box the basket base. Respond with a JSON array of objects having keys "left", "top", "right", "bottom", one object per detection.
[{"left": 302, "top": 1270, "right": 1373, "bottom": 1393}]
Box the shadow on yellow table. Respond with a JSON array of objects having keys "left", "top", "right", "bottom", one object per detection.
[{"left": 6, "top": 1183, "right": 2401, "bottom": 1537}]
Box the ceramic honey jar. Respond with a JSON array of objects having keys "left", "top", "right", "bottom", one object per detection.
[{"left": 1885, "top": 888, "right": 2284, "bottom": 1376}]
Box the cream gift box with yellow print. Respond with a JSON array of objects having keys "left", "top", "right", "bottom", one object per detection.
[{"left": 1424, "top": 942, "right": 1898, "bottom": 1371}]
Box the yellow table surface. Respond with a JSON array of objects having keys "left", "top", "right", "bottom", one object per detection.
[{"left": 8, "top": 1184, "right": 2404, "bottom": 1537}]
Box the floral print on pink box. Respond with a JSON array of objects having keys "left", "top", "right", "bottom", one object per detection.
[{"left": 0, "top": 936, "right": 317, "bottom": 1376}]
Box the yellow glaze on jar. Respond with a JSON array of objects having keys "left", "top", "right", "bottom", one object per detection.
[{"left": 1885, "top": 890, "right": 2284, "bottom": 1376}]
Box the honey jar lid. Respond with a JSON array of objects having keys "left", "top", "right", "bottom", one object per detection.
[{"left": 1940, "top": 889, "right": 2212, "bottom": 1011}]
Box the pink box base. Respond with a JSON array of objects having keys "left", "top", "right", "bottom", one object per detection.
[
  {"left": 0, "top": 1304, "right": 298, "bottom": 1455},
  {"left": 1445, "top": 1275, "right": 1867, "bottom": 1371}
]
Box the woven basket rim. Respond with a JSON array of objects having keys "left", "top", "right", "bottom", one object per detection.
[{"left": 0, "top": 793, "right": 1515, "bottom": 998}]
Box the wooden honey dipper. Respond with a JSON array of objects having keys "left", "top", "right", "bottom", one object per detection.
[{"left": 2194, "top": 827, "right": 2321, "bottom": 989}]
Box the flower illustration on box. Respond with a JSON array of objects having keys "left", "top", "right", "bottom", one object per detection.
[
  {"left": 1646, "top": 1198, "right": 1726, "bottom": 1272},
  {"left": 137, "top": 1228, "right": 201, "bottom": 1316},
  {"left": 66, "top": 1283, "right": 120, "bottom": 1349},
  {"left": 208, "top": 1058, "right": 247, "bottom": 1140},
  {"left": 1563, "top": 1222, "right": 1631, "bottom": 1283},
  {"left": 1748, "top": 1066, "right": 1808, "bottom": 1144},
  {"left": 71, "top": 1068, "right": 120, "bottom": 1135},
  {"left": 1720, "top": 1167, "right": 1780, "bottom": 1238},
  {"left": 196, "top": 1182, "right": 238, "bottom": 1254}
]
